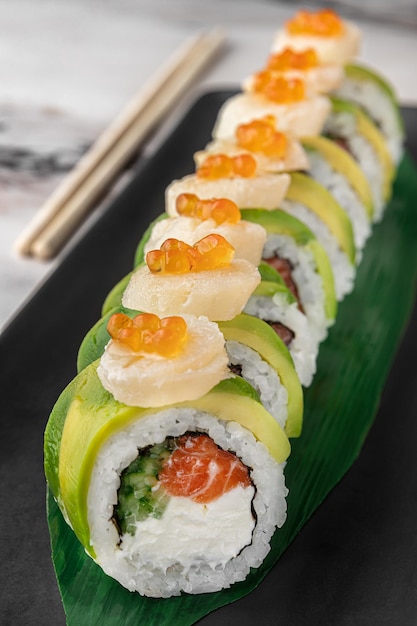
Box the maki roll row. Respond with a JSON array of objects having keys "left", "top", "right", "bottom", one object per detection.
[{"left": 44, "top": 6, "right": 404, "bottom": 603}]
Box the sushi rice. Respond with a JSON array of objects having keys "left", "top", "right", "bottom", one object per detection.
[{"left": 226, "top": 339, "right": 289, "bottom": 429}]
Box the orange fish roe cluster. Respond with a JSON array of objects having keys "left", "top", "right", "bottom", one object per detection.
[
  {"left": 252, "top": 72, "right": 305, "bottom": 104},
  {"left": 267, "top": 47, "right": 319, "bottom": 72},
  {"left": 196, "top": 153, "right": 257, "bottom": 179},
  {"left": 107, "top": 312, "right": 188, "bottom": 356},
  {"left": 286, "top": 9, "right": 344, "bottom": 37},
  {"left": 236, "top": 115, "right": 288, "bottom": 158},
  {"left": 146, "top": 234, "right": 235, "bottom": 274},
  {"left": 176, "top": 193, "right": 241, "bottom": 224},
  {"left": 159, "top": 433, "right": 252, "bottom": 503}
]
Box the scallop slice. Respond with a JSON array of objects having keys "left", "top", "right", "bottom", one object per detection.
[
  {"left": 243, "top": 64, "right": 344, "bottom": 95},
  {"left": 144, "top": 216, "right": 267, "bottom": 267},
  {"left": 97, "top": 314, "right": 230, "bottom": 407},
  {"left": 194, "top": 135, "right": 310, "bottom": 174},
  {"left": 270, "top": 20, "right": 361, "bottom": 66},
  {"left": 212, "top": 92, "right": 330, "bottom": 141},
  {"left": 122, "top": 258, "right": 261, "bottom": 321},
  {"left": 165, "top": 171, "right": 290, "bottom": 216}
]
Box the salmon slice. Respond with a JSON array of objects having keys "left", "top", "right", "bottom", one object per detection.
[{"left": 158, "top": 434, "right": 252, "bottom": 504}]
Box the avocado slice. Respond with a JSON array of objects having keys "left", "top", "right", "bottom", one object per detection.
[
  {"left": 301, "top": 135, "right": 374, "bottom": 220},
  {"left": 284, "top": 172, "right": 356, "bottom": 265},
  {"left": 44, "top": 362, "right": 291, "bottom": 555},
  {"left": 344, "top": 62, "right": 405, "bottom": 136},
  {"left": 241, "top": 207, "right": 337, "bottom": 322},
  {"left": 329, "top": 97, "right": 395, "bottom": 202},
  {"left": 219, "top": 313, "right": 303, "bottom": 438}
]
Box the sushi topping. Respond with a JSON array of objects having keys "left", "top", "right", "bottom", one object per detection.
[
  {"left": 107, "top": 312, "right": 188, "bottom": 357},
  {"left": 176, "top": 192, "right": 241, "bottom": 224},
  {"left": 115, "top": 434, "right": 254, "bottom": 538},
  {"left": 285, "top": 9, "right": 344, "bottom": 37},
  {"left": 266, "top": 47, "right": 319, "bottom": 72},
  {"left": 236, "top": 116, "right": 288, "bottom": 158},
  {"left": 196, "top": 153, "right": 257, "bottom": 179},
  {"left": 159, "top": 433, "right": 252, "bottom": 504},
  {"left": 251, "top": 72, "right": 306, "bottom": 104},
  {"left": 146, "top": 234, "right": 235, "bottom": 274}
]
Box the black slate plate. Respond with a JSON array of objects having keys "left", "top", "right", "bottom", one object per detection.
[{"left": 1, "top": 92, "right": 416, "bottom": 626}]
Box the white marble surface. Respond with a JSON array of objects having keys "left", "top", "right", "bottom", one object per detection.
[{"left": 1, "top": 0, "right": 416, "bottom": 331}]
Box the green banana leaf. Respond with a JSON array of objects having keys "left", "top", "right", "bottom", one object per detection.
[{"left": 47, "top": 153, "right": 417, "bottom": 625}]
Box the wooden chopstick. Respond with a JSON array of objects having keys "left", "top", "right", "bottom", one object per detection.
[{"left": 14, "top": 28, "right": 226, "bottom": 260}]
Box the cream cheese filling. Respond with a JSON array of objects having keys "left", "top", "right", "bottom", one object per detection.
[{"left": 119, "top": 485, "right": 256, "bottom": 570}]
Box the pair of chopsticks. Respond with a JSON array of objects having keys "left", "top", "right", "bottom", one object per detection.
[{"left": 15, "top": 29, "right": 226, "bottom": 260}]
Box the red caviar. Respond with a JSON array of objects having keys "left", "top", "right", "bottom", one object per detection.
[
  {"left": 286, "top": 9, "right": 344, "bottom": 37},
  {"left": 236, "top": 116, "right": 288, "bottom": 158},
  {"left": 107, "top": 312, "right": 188, "bottom": 356},
  {"left": 266, "top": 47, "right": 319, "bottom": 72},
  {"left": 196, "top": 152, "right": 257, "bottom": 179},
  {"left": 252, "top": 72, "right": 305, "bottom": 103},
  {"left": 176, "top": 193, "right": 241, "bottom": 225},
  {"left": 146, "top": 234, "right": 235, "bottom": 274},
  {"left": 158, "top": 434, "right": 252, "bottom": 503}
]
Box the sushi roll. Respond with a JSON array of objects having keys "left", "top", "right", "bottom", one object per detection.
[
  {"left": 163, "top": 140, "right": 355, "bottom": 301},
  {"left": 135, "top": 195, "right": 267, "bottom": 268},
  {"left": 122, "top": 235, "right": 261, "bottom": 321},
  {"left": 212, "top": 78, "right": 330, "bottom": 141},
  {"left": 77, "top": 306, "right": 304, "bottom": 437},
  {"left": 244, "top": 262, "right": 319, "bottom": 387},
  {"left": 123, "top": 234, "right": 316, "bottom": 387},
  {"left": 240, "top": 207, "right": 337, "bottom": 341},
  {"left": 243, "top": 46, "right": 344, "bottom": 96},
  {"left": 165, "top": 153, "right": 290, "bottom": 214},
  {"left": 323, "top": 97, "right": 395, "bottom": 222},
  {"left": 333, "top": 62, "right": 405, "bottom": 166},
  {"left": 196, "top": 115, "right": 310, "bottom": 175},
  {"left": 219, "top": 313, "right": 303, "bottom": 436},
  {"left": 301, "top": 134, "right": 374, "bottom": 259},
  {"left": 278, "top": 171, "right": 356, "bottom": 300},
  {"left": 44, "top": 313, "right": 291, "bottom": 598},
  {"left": 271, "top": 8, "right": 361, "bottom": 66}
]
